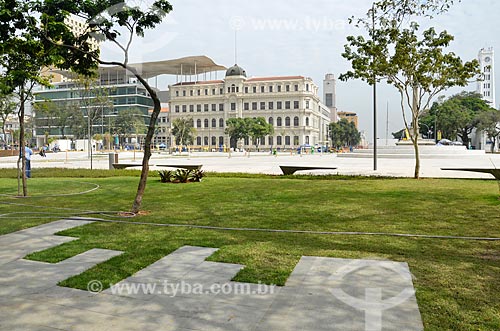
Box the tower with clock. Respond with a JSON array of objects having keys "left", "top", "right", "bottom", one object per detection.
[{"left": 477, "top": 47, "right": 496, "bottom": 108}]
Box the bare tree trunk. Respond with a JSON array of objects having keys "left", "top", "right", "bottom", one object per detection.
[
  {"left": 131, "top": 86, "right": 161, "bottom": 214},
  {"left": 19, "top": 91, "right": 28, "bottom": 196},
  {"left": 412, "top": 86, "right": 420, "bottom": 179}
]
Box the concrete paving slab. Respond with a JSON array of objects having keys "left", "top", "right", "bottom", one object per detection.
[{"left": 0, "top": 220, "right": 424, "bottom": 331}]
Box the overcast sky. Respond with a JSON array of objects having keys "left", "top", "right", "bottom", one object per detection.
[{"left": 101, "top": 0, "right": 500, "bottom": 142}]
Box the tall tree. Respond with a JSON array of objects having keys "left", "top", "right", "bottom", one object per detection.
[
  {"left": 171, "top": 117, "right": 195, "bottom": 146},
  {"left": 225, "top": 118, "right": 250, "bottom": 149},
  {"left": 341, "top": 11, "right": 478, "bottom": 178},
  {"left": 39, "top": 0, "right": 173, "bottom": 213},
  {"left": 0, "top": 94, "right": 17, "bottom": 148},
  {"left": 477, "top": 109, "right": 500, "bottom": 153},
  {"left": 329, "top": 119, "right": 361, "bottom": 149},
  {"left": 246, "top": 117, "right": 274, "bottom": 150}
]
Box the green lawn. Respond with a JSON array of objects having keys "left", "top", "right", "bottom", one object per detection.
[{"left": 0, "top": 170, "right": 499, "bottom": 330}]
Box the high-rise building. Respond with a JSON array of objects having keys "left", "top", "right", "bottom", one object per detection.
[
  {"left": 477, "top": 47, "right": 496, "bottom": 108},
  {"left": 323, "top": 73, "right": 338, "bottom": 122}
]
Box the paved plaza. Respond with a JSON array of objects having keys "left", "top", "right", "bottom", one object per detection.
[
  {"left": 0, "top": 219, "right": 423, "bottom": 331},
  {"left": 1, "top": 149, "right": 499, "bottom": 179}
]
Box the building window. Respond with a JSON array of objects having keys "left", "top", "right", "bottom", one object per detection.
[
  {"left": 285, "top": 101, "right": 291, "bottom": 109},
  {"left": 277, "top": 85, "right": 282, "bottom": 92},
  {"left": 204, "top": 137, "right": 209, "bottom": 145},
  {"left": 212, "top": 88, "right": 216, "bottom": 95},
  {"left": 231, "top": 103, "right": 236, "bottom": 111},
  {"left": 212, "top": 104, "right": 216, "bottom": 112},
  {"left": 175, "top": 105, "right": 180, "bottom": 113},
  {"left": 245, "top": 86, "right": 249, "bottom": 93},
  {"left": 197, "top": 119, "right": 202, "bottom": 128},
  {"left": 269, "top": 86, "right": 273, "bottom": 93},
  {"left": 197, "top": 137, "right": 202, "bottom": 145},
  {"left": 305, "top": 100, "right": 310, "bottom": 109},
  {"left": 204, "top": 119, "right": 209, "bottom": 128},
  {"left": 268, "top": 117, "right": 274, "bottom": 125},
  {"left": 175, "top": 91, "right": 179, "bottom": 97},
  {"left": 182, "top": 90, "right": 186, "bottom": 96},
  {"left": 211, "top": 136, "right": 216, "bottom": 146},
  {"left": 219, "top": 136, "right": 224, "bottom": 146},
  {"left": 306, "top": 84, "right": 309, "bottom": 92},
  {"left": 260, "top": 102, "right": 266, "bottom": 110},
  {"left": 286, "top": 85, "right": 290, "bottom": 92},
  {"left": 277, "top": 136, "right": 282, "bottom": 145},
  {"left": 306, "top": 117, "right": 310, "bottom": 126},
  {"left": 190, "top": 90, "right": 194, "bottom": 96},
  {"left": 285, "top": 136, "right": 291, "bottom": 146},
  {"left": 219, "top": 118, "right": 224, "bottom": 128},
  {"left": 285, "top": 117, "right": 290, "bottom": 126},
  {"left": 204, "top": 104, "right": 209, "bottom": 112},
  {"left": 293, "top": 116, "right": 299, "bottom": 126},
  {"left": 269, "top": 102, "right": 274, "bottom": 110},
  {"left": 182, "top": 105, "right": 187, "bottom": 112},
  {"left": 305, "top": 136, "right": 310, "bottom": 145},
  {"left": 294, "top": 136, "right": 299, "bottom": 145},
  {"left": 244, "top": 102, "right": 249, "bottom": 111},
  {"left": 253, "top": 86, "right": 257, "bottom": 93},
  {"left": 205, "top": 89, "right": 209, "bottom": 95},
  {"left": 197, "top": 104, "right": 202, "bottom": 112},
  {"left": 219, "top": 104, "right": 224, "bottom": 111},
  {"left": 252, "top": 102, "right": 257, "bottom": 110},
  {"left": 212, "top": 119, "right": 217, "bottom": 128},
  {"left": 260, "top": 86, "right": 265, "bottom": 93},
  {"left": 189, "top": 105, "right": 194, "bottom": 112},
  {"left": 294, "top": 85, "right": 299, "bottom": 91},
  {"left": 277, "top": 117, "right": 282, "bottom": 127},
  {"left": 277, "top": 101, "right": 282, "bottom": 110},
  {"left": 294, "top": 101, "right": 299, "bottom": 109},
  {"left": 268, "top": 136, "right": 273, "bottom": 146},
  {"left": 197, "top": 90, "right": 201, "bottom": 96},
  {"left": 227, "top": 87, "right": 231, "bottom": 93},
  {"left": 231, "top": 85, "right": 236, "bottom": 93},
  {"left": 220, "top": 88, "right": 224, "bottom": 94}
]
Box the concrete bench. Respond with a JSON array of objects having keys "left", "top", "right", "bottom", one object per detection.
[
  {"left": 112, "top": 163, "right": 147, "bottom": 169},
  {"left": 156, "top": 164, "right": 203, "bottom": 171},
  {"left": 441, "top": 168, "right": 500, "bottom": 180},
  {"left": 280, "top": 165, "right": 337, "bottom": 175}
]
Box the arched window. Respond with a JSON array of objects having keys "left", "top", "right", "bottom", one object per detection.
[
  {"left": 268, "top": 136, "right": 274, "bottom": 146},
  {"left": 212, "top": 119, "right": 217, "bottom": 128},
  {"left": 204, "top": 137, "right": 209, "bottom": 145},
  {"left": 197, "top": 119, "right": 202, "bottom": 128},
  {"left": 196, "top": 137, "right": 202, "bottom": 145},
  {"left": 285, "top": 117, "right": 290, "bottom": 127},
  {"left": 293, "top": 116, "right": 299, "bottom": 127},
  {"left": 285, "top": 136, "right": 291, "bottom": 146},
  {"left": 305, "top": 117, "right": 310, "bottom": 127},
  {"left": 219, "top": 118, "right": 224, "bottom": 128},
  {"left": 219, "top": 136, "right": 224, "bottom": 146},
  {"left": 231, "top": 84, "right": 236, "bottom": 93},
  {"left": 268, "top": 117, "right": 273, "bottom": 126},
  {"left": 211, "top": 136, "right": 217, "bottom": 146},
  {"left": 277, "top": 136, "right": 282, "bottom": 146},
  {"left": 305, "top": 136, "right": 310, "bottom": 145},
  {"left": 277, "top": 117, "right": 282, "bottom": 127},
  {"left": 204, "top": 119, "right": 209, "bottom": 128}
]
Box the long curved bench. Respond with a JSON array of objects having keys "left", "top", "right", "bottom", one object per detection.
[{"left": 280, "top": 165, "right": 337, "bottom": 175}]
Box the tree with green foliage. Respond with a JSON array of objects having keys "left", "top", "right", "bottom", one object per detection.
[
  {"left": 171, "top": 118, "right": 195, "bottom": 146},
  {"left": 39, "top": 0, "right": 173, "bottom": 212},
  {"left": 329, "top": 119, "right": 361, "bottom": 149},
  {"left": 225, "top": 118, "right": 250, "bottom": 149},
  {"left": 246, "top": 117, "right": 274, "bottom": 150},
  {"left": 477, "top": 109, "right": 500, "bottom": 153},
  {"left": 0, "top": 94, "right": 17, "bottom": 148},
  {"left": 341, "top": 0, "right": 478, "bottom": 178},
  {"left": 421, "top": 92, "right": 495, "bottom": 146}
]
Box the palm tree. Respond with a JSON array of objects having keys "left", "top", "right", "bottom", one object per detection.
[{"left": 172, "top": 118, "right": 195, "bottom": 146}]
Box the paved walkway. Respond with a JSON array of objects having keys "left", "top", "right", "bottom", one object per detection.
[{"left": 0, "top": 220, "right": 423, "bottom": 330}]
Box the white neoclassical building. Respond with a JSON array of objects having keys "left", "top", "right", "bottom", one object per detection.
[{"left": 168, "top": 65, "right": 332, "bottom": 150}]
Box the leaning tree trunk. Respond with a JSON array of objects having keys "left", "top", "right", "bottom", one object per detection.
[{"left": 131, "top": 77, "right": 162, "bottom": 214}]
